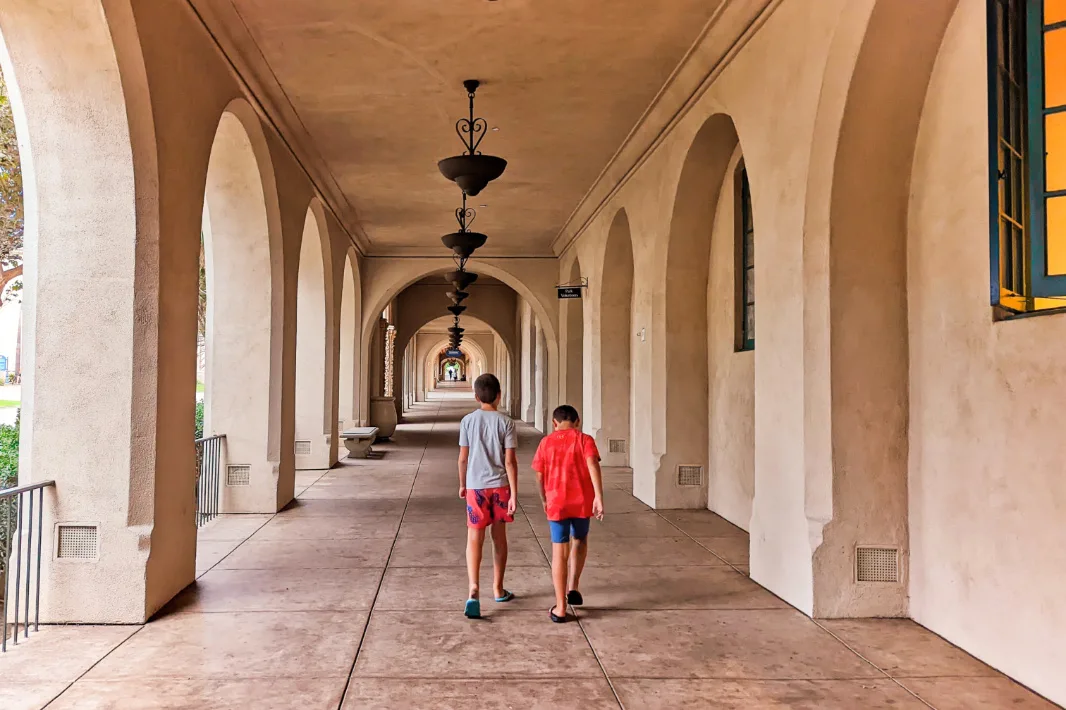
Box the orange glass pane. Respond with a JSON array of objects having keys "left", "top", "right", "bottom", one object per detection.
[
  {"left": 1047, "top": 112, "right": 1066, "bottom": 191},
  {"left": 1047, "top": 0, "right": 1066, "bottom": 25},
  {"left": 1047, "top": 196, "right": 1066, "bottom": 275},
  {"left": 1047, "top": 28, "right": 1066, "bottom": 108}
]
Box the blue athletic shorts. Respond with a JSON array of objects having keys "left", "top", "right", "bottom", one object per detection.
[{"left": 548, "top": 517, "right": 591, "bottom": 544}]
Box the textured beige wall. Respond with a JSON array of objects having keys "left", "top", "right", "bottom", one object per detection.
[
  {"left": 707, "top": 150, "right": 754, "bottom": 532},
  {"left": 907, "top": 2, "right": 1066, "bottom": 702}
]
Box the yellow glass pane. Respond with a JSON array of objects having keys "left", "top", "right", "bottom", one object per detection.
[
  {"left": 1047, "top": 112, "right": 1066, "bottom": 191},
  {"left": 1047, "top": 196, "right": 1066, "bottom": 275},
  {"left": 1047, "top": 0, "right": 1066, "bottom": 25},
  {"left": 1047, "top": 28, "right": 1066, "bottom": 108}
]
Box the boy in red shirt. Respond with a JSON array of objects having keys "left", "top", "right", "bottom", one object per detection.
[{"left": 531, "top": 404, "right": 604, "bottom": 623}]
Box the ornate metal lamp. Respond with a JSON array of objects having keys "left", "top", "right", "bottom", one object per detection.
[
  {"left": 445, "top": 270, "right": 479, "bottom": 291},
  {"left": 437, "top": 80, "right": 507, "bottom": 197},
  {"left": 441, "top": 192, "right": 487, "bottom": 260}
]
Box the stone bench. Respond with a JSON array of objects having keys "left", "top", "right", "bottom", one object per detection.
[{"left": 341, "top": 426, "right": 379, "bottom": 459}]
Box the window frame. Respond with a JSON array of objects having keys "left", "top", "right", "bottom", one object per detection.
[
  {"left": 734, "top": 163, "right": 755, "bottom": 352},
  {"left": 988, "top": 0, "right": 1066, "bottom": 312}
]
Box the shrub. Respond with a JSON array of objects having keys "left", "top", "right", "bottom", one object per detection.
[
  {"left": 0, "top": 410, "right": 17, "bottom": 488},
  {"left": 194, "top": 400, "right": 204, "bottom": 440},
  {"left": 0, "top": 412, "right": 18, "bottom": 585}
]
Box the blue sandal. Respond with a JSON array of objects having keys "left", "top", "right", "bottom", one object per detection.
[
  {"left": 464, "top": 598, "right": 481, "bottom": 619},
  {"left": 494, "top": 590, "right": 515, "bottom": 603}
]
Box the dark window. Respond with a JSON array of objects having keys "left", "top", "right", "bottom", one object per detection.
[
  {"left": 736, "top": 165, "right": 755, "bottom": 350},
  {"left": 989, "top": 0, "right": 1066, "bottom": 313}
]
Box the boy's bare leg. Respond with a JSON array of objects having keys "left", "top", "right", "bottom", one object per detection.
[
  {"left": 551, "top": 542, "right": 570, "bottom": 616},
  {"left": 491, "top": 522, "right": 508, "bottom": 598},
  {"left": 568, "top": 537, "right": 589, "bottom": 594},
  {"left": 466, "top": 527, "right": 486, "bottom": 599}
]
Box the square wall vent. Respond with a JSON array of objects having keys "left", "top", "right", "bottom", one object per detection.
[
  {"left": 56, "top": 525, "right": 99, "bottom": 560},
  {"left": 226, "top": 465, "right": 251, "bottom": 486},
  {"left": 677, "top": 465, "right": 703, "bottom": 487},
  {"left": 856, "top": 546, "right": 900, "bottom": 583},
  {"left": 294, "top": 440, "right": 312, "bottom": 457},
  {"left": 608, "top": 439, "right": 627, "bottom": 454}
]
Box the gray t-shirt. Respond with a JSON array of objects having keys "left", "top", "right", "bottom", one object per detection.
[{"left": 459, "top": 408, "right": 517, "bottom": 489}]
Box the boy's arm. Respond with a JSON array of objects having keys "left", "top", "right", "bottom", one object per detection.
[
  {"left": 531, "top": 442, "right": 547, "bottom": 513},
  {"left": 458, "top": 446, "right": 469, "bottom": 498},
  {"left": 505, "top": 448, "right": 519, "bottom": 514},
  {"left": 587, "top": 455, "right": 605, "bottom": 520}
]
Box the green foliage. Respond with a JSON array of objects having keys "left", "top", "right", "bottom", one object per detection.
[
  {"left": 0, "top": 412, "right": 19, "bottom": 579},
  {"left": 0, "top": 70, "right": 23, "bottom": 271},
  {"left": 194, "top": 400, "right": 205, "bottom": 440},
  {"left": 0, "top": 411, "right": 18, "bottom": 488}
]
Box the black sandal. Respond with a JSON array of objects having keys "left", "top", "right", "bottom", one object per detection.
[
  {"left": 549, "top": 605, "right": 567, "bottom": 623},
  {"left": 566, "top": 590, "right": 583, "bottom": 606}
]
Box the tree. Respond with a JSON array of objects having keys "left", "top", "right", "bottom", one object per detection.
[{"left": 0, "top": 70, "right": 23, "bottom": 297}]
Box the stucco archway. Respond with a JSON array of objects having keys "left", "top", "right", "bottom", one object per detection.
[
  {"left": 294, "top": 202, "right": 336, "bottom": 469},
  {"left": 597, "top": 208, "right": 634, "bottom": 467},
  {"left": 201, "top": 100, "right": 285, "bottom": 513},
  {"left": 656, "top": 113, "right": 740, "bottom": 509},
  {"left": 338, "top": 248, "right": 361, "bottom": 428}
]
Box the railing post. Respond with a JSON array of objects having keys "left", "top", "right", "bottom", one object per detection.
[{"left": 0, "top": 481, "right": 55, "bottom": 651}]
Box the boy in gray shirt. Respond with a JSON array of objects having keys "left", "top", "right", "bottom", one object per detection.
[{"left": 458, "top": 373, "right": 518, "bottom": 619}]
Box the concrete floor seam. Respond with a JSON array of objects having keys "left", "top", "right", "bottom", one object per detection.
[{"left": 335, "top": 398, "right": 440, "bottom": 710}]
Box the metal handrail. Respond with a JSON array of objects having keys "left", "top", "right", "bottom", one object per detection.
[
  {"left": 194, "top": 435, "right": 225, "bottom": 528},
  {"left": 1, "top": 479, "right": 54, "bottom": 652},
  {"left": 0, "top": 480, "right": 56, "bottom": 499}
]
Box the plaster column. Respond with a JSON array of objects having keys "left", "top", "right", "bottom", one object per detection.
[
  {"left": 294, "top": 210, "right": 332, "bottom": 470},
  {"left": 534, "top": 319, "right": 548, "bottom": 432},
  {"left": 1, "top": 0, "right": 195, "bottom": 622},
  {"left": 519, "top": 300, "right": 536, "bottom": 423}
]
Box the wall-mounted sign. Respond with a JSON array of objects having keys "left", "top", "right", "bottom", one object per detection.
[
  {"left": 445, "top": 349, "right": 463, "bottom": 358},
  {"left": 557, "top": 286, "right": 582, "bottom": 299}
]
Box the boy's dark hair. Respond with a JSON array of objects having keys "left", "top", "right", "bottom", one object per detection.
[
  {"left": 552, "top": 404, "right": 580, "bottom": 424},
  {"left": 473, "top": 373, "right": 501, "bottom": 404}
]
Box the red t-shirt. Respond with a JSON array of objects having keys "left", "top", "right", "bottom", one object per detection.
[{"left": 531, "top": 429, "right": 600, "bottom": 521}]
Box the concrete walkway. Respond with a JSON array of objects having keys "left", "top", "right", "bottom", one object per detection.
[{"left": 2, "top": 400, "right": 1057, "bottom": 708}]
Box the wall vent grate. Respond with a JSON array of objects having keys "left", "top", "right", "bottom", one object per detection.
[
  {"left": 608, "top": 439, "right": 627, "bottom": 454},
  {"left": 856, "top": 546, "right": 899, "bottom": 583},
  {"left": 294, "top": 440, "right": 312, "bottom": 457},
  {"left": 677, "top": 465, "right": 703, "bottom": 487},
  {"left": 57, "top": 525, "right": 98, "bottom": 560},
  {"left": 226, "top": 465, "right": 251, "bottom": 486}
]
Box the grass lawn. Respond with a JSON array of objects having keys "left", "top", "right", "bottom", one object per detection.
[
  {"left": 0, "top": 400, "right": 18, "bottom": 408},
  {"left": 196, "top": 382, "right": 204, "bottom": 393}
]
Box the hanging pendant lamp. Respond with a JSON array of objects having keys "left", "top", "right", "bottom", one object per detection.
[
  {"left": 441, "top": 192, "right": 488, "bottom": 259},
  {"left": 445, "top": 270, "right": 479, "bottom": 291},
  {"left": 437, "top": 80, "right": 507, "bottom": 197}
]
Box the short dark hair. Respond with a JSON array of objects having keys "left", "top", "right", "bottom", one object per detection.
[
  {"left": 473, "top": 373, "right": 501, "bottom": 403},
  {"left": 552, "top": 404, "right": 580, "bottom": 424}
]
